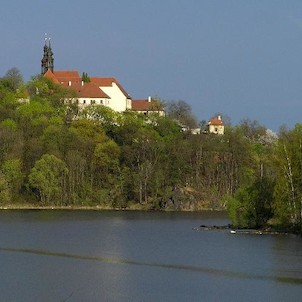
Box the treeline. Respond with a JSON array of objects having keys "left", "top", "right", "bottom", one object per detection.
[{"left": 0, "top": 69, "right": 302, "bottom": 233}]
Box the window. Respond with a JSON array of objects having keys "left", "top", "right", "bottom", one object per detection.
[{"left": 91, "top": 100, "right": 95, "bottom": 104}]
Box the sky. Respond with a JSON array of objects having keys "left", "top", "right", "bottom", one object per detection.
[{"left": 1, "top": 0, "right": 302, "bottom": 131}]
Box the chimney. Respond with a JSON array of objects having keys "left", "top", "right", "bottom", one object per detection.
[
  {"left": 148, "top": 96, "right": 151, "bottom": 102},
  {"left": 218, "top": 115, "right": 221, "bottom": 120}
]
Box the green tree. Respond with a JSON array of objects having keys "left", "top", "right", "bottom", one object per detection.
[
  {"left": 226, "top": 177, "right": 274, "bottom": 228},
  {"left": 0, "top": 119, "right": 23, "bottom": 165},
  {"left": 273, "top": 124, "right": 302, "bottom": 231},
  {"left": 41, "top": 116, "right": 66, "bottom": 157},
  {"left": 29, "top": 154, "right": 68, "bottom": 205},
  {"left": 0, "top": 172, "right": 11, "bottom": 204},
  {"left": 2, "top": 67, "right": 23, "bottom": 92},
  {"left": 64, "top": 118, "right": 115, "bottom": 204},
  {"left": 81, "top": 72, "right": 91, "bottom": 83},
  {"left": 2, "top": 159, "right": 23, "bottom": 198}
]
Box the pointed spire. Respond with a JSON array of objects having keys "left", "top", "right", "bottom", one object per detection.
[{"left": 41, "top": 34, "right": 54, "bottom": 74}]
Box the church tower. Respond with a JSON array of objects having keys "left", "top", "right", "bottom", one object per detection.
[{"left": 41, "top": 34, "right": 54, "bottom": 74}]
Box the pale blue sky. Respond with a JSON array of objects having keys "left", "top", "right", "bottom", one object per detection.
[{"left": 1, "top": 0, "right": 302, "bottom": 131}]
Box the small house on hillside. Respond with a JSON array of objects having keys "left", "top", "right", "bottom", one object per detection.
[
  {"left": 207, "top": 115, "right": 224, "bottom": 135},
  {"left": 131, "top": 97, "right": 165, "bottom": 116}
]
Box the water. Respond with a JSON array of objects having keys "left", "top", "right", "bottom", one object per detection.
[{"left": 0, "top": 210, "right": 301, "bottom": 302}]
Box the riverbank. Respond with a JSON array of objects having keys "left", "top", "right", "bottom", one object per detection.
[
  {"left": 194, "top": 224, "right": 300, "bottom": 236},
  {"left": 0, "top": 203, "right": 224, "bottom": 212},
  {"left": 0, "top": 204, "right": 144, "bottom": 211},
  {"left": 1, "top": 204, "right": 299, "bottom": 235}
]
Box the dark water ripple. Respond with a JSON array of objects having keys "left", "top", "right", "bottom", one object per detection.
[{"left": 1, "top": 246, "right": 301, "bottom": 285}]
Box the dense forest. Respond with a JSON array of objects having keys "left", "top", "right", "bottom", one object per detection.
[{"left": 0, "top": 68, "right": 302, "bottom": 233}]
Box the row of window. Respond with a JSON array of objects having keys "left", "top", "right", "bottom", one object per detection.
[
  {"left": 82, "top": 99, "right": 108, "bottom": 105},
  {"left": 66, "top": 99, "right": 109, "bottom": 106}
]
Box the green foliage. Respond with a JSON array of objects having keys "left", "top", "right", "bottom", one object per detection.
[
  {"left": 1, "top": 67, "right": 23, "bottom": 92},
  {"left": 225, "top": 195, "right": 248, "bottom": 227},
  {"left": 1, "top": 119, "right": 17, "bottom": 131},
  {"left": 0, "top": 172, "right": 11, "bottom": 204},
  {"left": 17, "top": 100, "right": 54, "bottom": 122},
  {"left": 94, "top": 140, "right": 121, "bottom": 168},
  {"left": 2, "top": 159, "right": 23, "bottom": 197},
  {"left": 226, "top": 177, "right": 274, "bottom": 228},
  {"left": 81, "top": 72, "right": 91, "bottom": 83},
  {"left": 153, "top": 116, "right": 182, "bottom": 139},
  {"left": 29, "top": 154, "right": 68, "bottom": 204},
  {"left": 79, "top": 105, "right": 120, "bottom": 134},
  {"left": 0, "top": 71, "right": 301, "bottom": 233},
  {"left": 272, "top": 124, "right": 302, "bottom": 230}
]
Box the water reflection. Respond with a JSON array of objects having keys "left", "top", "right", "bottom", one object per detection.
[
  {"left": 1, "top": 245, "right": 302, "bottom": 285},
  {"left": 0, "top": 211, "right": 301, "bottom": 301}
]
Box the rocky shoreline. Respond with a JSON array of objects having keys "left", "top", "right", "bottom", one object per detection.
[{"left": 193, "top": 224, "right": 289, "bottom": 235}]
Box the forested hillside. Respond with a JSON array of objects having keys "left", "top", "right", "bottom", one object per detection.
[{"left": 0, "top": 69, "right": 302, "bottom": 233}]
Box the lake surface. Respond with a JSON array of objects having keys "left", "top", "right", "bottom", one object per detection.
[{"left": 0, "top": 210, "right": 301, "bottom": 302}]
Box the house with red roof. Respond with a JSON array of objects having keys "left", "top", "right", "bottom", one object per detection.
[
  {"left": 207, "top": 115, "right": 225, "bottom": 135},
  {"left": 90, "top": 77, "right": 132, "bottom": 112},
  {"left": 41, "top": 38, "right": 166, "bottom": 116},
  {"left": 62, "top": 79, "right": 110, "bottom": 109},
  {"left": 42, "top": 39, "right": 131, "bottom": 112},
  {"left": 131, "top": 97, "right": 165, "bottom": 116},
  {"left": 44, "top": 69, "right": 131, "bottom": 112}
]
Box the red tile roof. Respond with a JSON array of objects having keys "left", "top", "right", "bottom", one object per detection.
[
  {"left": 53, "top": 70, "right": 81, "bottom": 83},
  {"left": 132, "top": 99, "right": 153, "bottom": 111},
  {"left": 208, "top": 116, "right": 224, "bottom": 126},
  {"left": 44, "top": 69, "right": 60, "bottom": 84},
  {"left": 91, "top": 77, "right": 131, "bottom": 99},
  {"left": 44, "top": 70, "right": 130, "bottom": 100},
  {"left": 90, "top": 77, "right": 115, "bottom": 86},
  {"left": 132, "top": 99, "right": 164, "bottom": 112},
  {"left": 64, "top": 82, "right": 109, "bottom": 98}
]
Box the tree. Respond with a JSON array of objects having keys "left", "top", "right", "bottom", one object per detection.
[
  {"left": 0, "top": 119, "right": 22, "bottom": 163},
  {"left": 165, "top": 100, "right": 197, "bottom": 129},
  {"left": 273, "top": 124, "right": 302, "bottom": 231},
  {"left": 226, "top": 177, "right": 274, "bottom": 228},
  {"left": 81, "top": 72, "right": 90, "bottom": 83},
  {"left": 2, "top": 159, "right": 23, "bottom": 198},
  {"left": 0, "top": 172, "right": 11, "bottom": 204},
  {"left": 79, "top": 105, "right": 121, "bottom": 134},
  {"left": 153, "top": 116, "right": 182, "bottom": 138},
  {"left": 17, "top": 100, "right": 55, "bottom": 174},
  {"left": 238, "top": 118, "right": 266, "bottom": 142},
  {"left": 41, "top": 116, "right": 66, "bottom": 157},
  {"left": 64, "top": 118, "right": 116, "bottom": 204},
  {"left": 29, "top": 154, "right": 68, "bottom": 205},
  {"left": 2, "top": 67, "right": 23, "bottom": 91}
]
